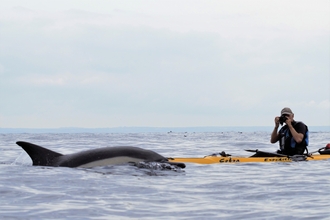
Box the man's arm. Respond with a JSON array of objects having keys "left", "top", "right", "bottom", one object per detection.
[
  {"left": 270, "top": 117, "right": 280, "bottom": 143},
  {"left": 287, "top": 122, "right": 305, "bottom": 143},
  {"left": 270, "top": 126, "right": 280, "bottom": 143}
]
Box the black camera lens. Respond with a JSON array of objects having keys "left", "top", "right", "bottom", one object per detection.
[{"left": 279, "top": 115, "right": 287, "bottom": 125}]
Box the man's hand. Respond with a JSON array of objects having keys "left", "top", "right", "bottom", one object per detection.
[
  {"left": 285, "top": 116, "right": 293, "bottom": 126},
  {"left": 274, "top": 116, "right": 280, "bottom": 127}
]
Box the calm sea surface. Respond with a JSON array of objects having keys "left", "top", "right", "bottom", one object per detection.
[{"left": 1, "top": 131, "right": 330, "bottom": 219}]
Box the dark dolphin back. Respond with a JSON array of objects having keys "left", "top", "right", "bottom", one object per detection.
[
  {"left": 16, "top": 141, "right": 63, "bottom": 166},
  {"left": 58, "top": 146, "right": 168, "bottom": 167}
]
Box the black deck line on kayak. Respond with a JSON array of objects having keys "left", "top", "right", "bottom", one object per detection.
[
  {"left": 246, "top": 149, "right": 288, "bottom": 157},
  {"left": 246, "top": 149, "right": 308, "bottom": 161}
]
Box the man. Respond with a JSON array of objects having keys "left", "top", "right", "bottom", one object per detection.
[{"left": 270, "top": 107, "right": 309, "bottom": 155}]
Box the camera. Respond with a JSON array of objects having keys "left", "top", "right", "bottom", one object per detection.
[{"left": 279, "top": 115, "right": 287, "bottom": 125}]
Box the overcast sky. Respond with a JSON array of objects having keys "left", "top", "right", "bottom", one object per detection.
[{"left": 0, "top": 0, "right": 329, "bottom": 128}]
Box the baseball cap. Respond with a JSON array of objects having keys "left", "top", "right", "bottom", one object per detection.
[{"left": 281, "top": 107, "right": 293, "bottom": 115}]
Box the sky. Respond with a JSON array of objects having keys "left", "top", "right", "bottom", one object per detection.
[{"left": 0, "top": 0, "right": 329, "bottom": 128}]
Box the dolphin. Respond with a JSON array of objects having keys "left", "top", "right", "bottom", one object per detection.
[{"left": 16, "top": 141, "right": 185, "bottom": 169}]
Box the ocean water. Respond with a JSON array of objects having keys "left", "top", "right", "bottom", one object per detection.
[{"left": 1, "top": 131, "right": 330, "bottom": 220}]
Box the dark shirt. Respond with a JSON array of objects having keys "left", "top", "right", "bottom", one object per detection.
[{"left": 278, "top": 121, "right": 308, "bottom": 156}]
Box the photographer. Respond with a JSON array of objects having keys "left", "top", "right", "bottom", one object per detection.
[{"left": 270, "top": 107, "right": 309, "bottom": 156}]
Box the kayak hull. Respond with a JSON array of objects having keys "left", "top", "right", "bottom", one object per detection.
[{"left": 169, "top": 154, "right": 330, "bottom": 164}]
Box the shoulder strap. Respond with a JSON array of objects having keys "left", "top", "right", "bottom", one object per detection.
[{"left": 279, "top": 125, "right": 288, "bottom": 134}]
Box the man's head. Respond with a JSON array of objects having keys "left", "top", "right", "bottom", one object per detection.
[{"left": 278, "top": 107, "right": 294, "bottom": 125}]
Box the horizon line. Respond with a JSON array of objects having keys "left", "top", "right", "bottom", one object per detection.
[{"left": 0, "top": 126, "right": 329, "bottom": 133}]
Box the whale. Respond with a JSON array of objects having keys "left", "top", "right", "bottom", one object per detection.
[{"left": 16, "top": 141, "right": 185, "bottom": 169}]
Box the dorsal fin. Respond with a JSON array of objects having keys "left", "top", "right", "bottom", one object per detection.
[{"left": 16, "top": 141, "right": 63, "bottom": 166}]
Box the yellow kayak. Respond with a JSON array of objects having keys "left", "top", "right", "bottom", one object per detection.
[{"left": 169, "top": 153, "right": 330, "bottom": 164}]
